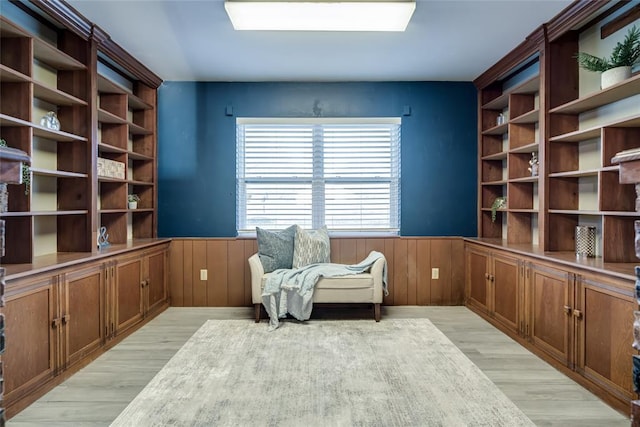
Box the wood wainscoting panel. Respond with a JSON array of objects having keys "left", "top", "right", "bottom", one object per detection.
[{"left": 168, "top": 237, "right": 464, "bottom": 307}]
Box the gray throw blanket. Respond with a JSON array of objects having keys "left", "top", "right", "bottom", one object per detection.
[{"left": 262, "top": 250, "right": 387, "bottom": 330}]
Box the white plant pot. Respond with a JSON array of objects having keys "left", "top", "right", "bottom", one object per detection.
[
  {"left": 601, "top": 66, "right": 631, "bottom": 89},
  {"left": 128, "top": 201, "right": 138, "bottom": 209}
]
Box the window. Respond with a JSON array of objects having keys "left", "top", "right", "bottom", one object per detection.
[{"left": 236, "top": 118, "right": 400, "bottom": 234}]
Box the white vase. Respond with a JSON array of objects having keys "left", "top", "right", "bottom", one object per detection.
[
  {"left": 600, "top": 66, "right": 631, "bottom": 89},
  {"left": 128, "top": 201, "right": 137, "bottom": 209}
]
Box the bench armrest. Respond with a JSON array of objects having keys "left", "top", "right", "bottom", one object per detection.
[
  {"left": 249, "top": 253, "right": 265, "bottom": 304},
  {"left": 370, "top": 256, "right": 386, "bottom": 303}
]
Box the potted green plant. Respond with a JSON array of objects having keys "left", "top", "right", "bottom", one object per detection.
[
  {"left": 491, "top": 196, "right": 507, "bottom": 223},
  {"left": 576, "top": 25, "right": 640, "bottom": 89},
  {"left": 128, "top": 194, "right": 140, "bottom": 209}
]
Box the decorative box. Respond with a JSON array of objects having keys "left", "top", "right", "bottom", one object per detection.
[{"left": 97, "top": 157, "right": 125, "bottom": 179}]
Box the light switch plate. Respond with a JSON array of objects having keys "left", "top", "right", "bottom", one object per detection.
[
  {"left": 431, "top": 268, "right": 439, "bottom": 279},
  {"left": 200, "top": 269, "right": 208, "bottom": 281}
]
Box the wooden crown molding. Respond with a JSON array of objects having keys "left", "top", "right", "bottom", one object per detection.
[
  {"left": 91, "top": 25, "right": 162, "bottom": 89},
  {"left": 473, "top": 0, "right": 621, "bottom": 89},
  {"left": 29, "top": 0, "right": 162, "bottom": 88},
  {"left": 545, "top": 0, "right": 615, "bottom": 41},
  {"left": 601, "top": 3, "right": 640, "bottom": 39},
  {"left": 28, "top": 0, "right": 92, "bottom": 39},
  {"left": 473, "top": 26, "right": 543, "bottom": 90}
]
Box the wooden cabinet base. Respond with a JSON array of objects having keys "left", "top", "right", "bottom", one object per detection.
[
  {"left": 465, "top": 239, "right": 636, "bottom": 416},
  {"left": 5, "top": 301, "right": 168, "bottom": 419},
  {"left": 3, "top": 241, "right": 170, "bottom": 420},
  {"left": 467, "top": 286, "right": 629, "bottom": 416}
]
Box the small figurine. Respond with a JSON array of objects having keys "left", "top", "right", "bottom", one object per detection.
[
  {"left": 97, "top": 226, "right": 110, "bottom": 249},
  {"left": 528, "top": 152, "right": 539, "bottom": 176},
  {"left": 40, "top": 111, "right": 60, "bottom": 131}
]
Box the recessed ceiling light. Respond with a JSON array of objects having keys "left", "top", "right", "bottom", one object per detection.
[{"left": 224, "top": 0, "right": 416, "bottom": 32}]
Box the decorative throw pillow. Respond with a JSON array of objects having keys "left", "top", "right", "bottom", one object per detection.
[
  {"left": 256, "top": 225, "right": 296, "bottom": 273},
  {"left": 292, "top": 225, "right": 331, "bottom": 268}
]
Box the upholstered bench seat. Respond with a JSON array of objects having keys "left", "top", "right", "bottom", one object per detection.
[{"left": 249, "top": 253, "right": 384, "bottom": 323}]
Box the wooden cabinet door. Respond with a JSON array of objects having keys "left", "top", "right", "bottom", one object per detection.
[
  {"left": 465, "top": 246, "right": 490, "bottom": 312},
  {"left": 575, "top": 274, "right": 635, "bottom": 403},
  {"left": 62, "top": 264, "right": 105, "bottom": 369},
  {"left": 529, "top": 262, "right": 573, "bottom": 366},
  {"left": 145, "top": 248, "right": 168, "bottom": 315},
  {"left": 491, "top": 253, "right": 520, "bottom": 332},
  {"left": 114, "top": 255, "right": 144, "bottom": 335},
  {"left": 3, "top": 276, "right": 57, "bottom": 406}
]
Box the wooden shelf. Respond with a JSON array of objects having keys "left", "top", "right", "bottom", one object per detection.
[
  {"left": 0, "top": 64, "right": 30, "bottom": 83},
  {"left": 548, "top": 169, "right": 600, "bottom": 178},
  {"left": 509, "top": 176, "right": 539, "bottom": 183},
  {"left": 548, "top": 209, "right": 602, "bottom": 216},
  {"left": 481, "top": 180, "right": 507, "bottom": 186},
  {"left": 32, "top": 124, "right": 88, "bottom": 142},
  {"left": 482, "top": 76, "right": 539, "bottom": 110},
  {"left": 30, "top": 168, "right": 88, "bottom": 179},
  {"left": 0, "top": 114, "right": 88, "bottom": 142},
  {"left": 128, "top": 151, "right": 153, "bottom": 161},
  {"left": 98, "top": 109, "right": 127, "bottom": 124},
  {"left": 99, "top": 209, "right": 129, "bottom": 214},
  {"left": 601, "top": 211, "right": 640, "bottom": 217},
  {"left": 510, "top": 142, "right": 539, "bottom": 154},
  {"left": 33, "top": 39, "right": 86, "bottom": 70},
  {"left": 128, "top": 179, "right": 154, "bottom": 186},
  {"left": 550, "top": 114, "right": 640, "bottom": 143},
  {"left": 129, "top": 122, "right": 152, "bottom": 135},
  {"left": 482, "top": 151, "right": 508, "bottom": 161},
  {"left": 510, "top": 108, "right": 539, "bottom": 124},
  {"left": 548, "top": 209, "right": 639, "bottom": 218},
  {"left": 0, "top": 210, "right": 89, "bottom": 217},
  {"left": 97, "top": 75, "right": 153, "bottom": 110},
  {"left": 550, "top": 73, "right": 640, "bottom": 115},
  {"left": 98, "top": 176, "right": 127, "bottom": 183},
  {"left": 482, "top": 123, "right": 508, "bottom": 135},
  {"left": 508, "top": 208, "right": 538, "bottom": 213},
  {"left": 98, "top": 142, "right": 127, "bottom": 154},
  {"left": 33, "top": 81, "right": 87, "bottom": 107}
]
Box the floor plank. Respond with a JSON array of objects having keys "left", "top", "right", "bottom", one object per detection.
[{"left": 8, "top": 306, "right": 629, "bottom": 426}]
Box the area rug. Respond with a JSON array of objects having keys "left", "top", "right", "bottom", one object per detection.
[{"left": 110, "top": 319, "right": 534, "bottom": 426}]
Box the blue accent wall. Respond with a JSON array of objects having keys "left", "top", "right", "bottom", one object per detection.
[{"left": 157, "top": 82, "right": 477, "bottom": 237}]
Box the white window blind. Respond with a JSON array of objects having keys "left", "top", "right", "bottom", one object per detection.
[{"left": 236, "top": 118, "right": 400, "bottom": 233}]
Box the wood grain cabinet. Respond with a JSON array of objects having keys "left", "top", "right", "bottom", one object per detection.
[
  {"left": 2, "top": 241, "right": 168, "bottom": 417},
  {"left": 59, "top": 264, "right": 105, "bottom": 370},
  {"left": 527, "top": 261, "right": 575, "bottom": 366},
  {"left": 110, "top": 254, "right": 144, "bottom": 336},
  {"left": 3, "top": 275, "right": 57, "bottom": 407},
  {"left": 465, "top": 240, "right": 636, "bottom": 412},
  {"left": 465, "top": 243, "right": 523, "bottom": 334},
  {"left": 107, "top": 243, "right": 168, "bottom": 338},
  {"left": 575, "top": 272, "right": 635, "bottom": 404},
  {"left": 4, "top": 263, "right": 105, "bottom": 409}
]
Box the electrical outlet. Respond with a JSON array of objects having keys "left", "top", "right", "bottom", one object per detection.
[
  {"left": 200, "top": 269, "right": 208, "bottom": 281},
  {"left": 431, "top": 268, "right": 439, "bottom": 280}
]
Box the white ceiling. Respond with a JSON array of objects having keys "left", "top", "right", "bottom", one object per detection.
[{"left": 66, "top": 0, "right": 574, "bottom": 82}]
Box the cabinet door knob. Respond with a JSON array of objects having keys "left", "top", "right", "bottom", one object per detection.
[
  {"left": 563, "top": 305, "right": 571, "bottom": 315},
  {"left": 62, "top": 314, "right": 70, "bottom": 324},
  {"left": 572, "top": 309, "right": 583, "bottom": 319},
  {"left": 485, "top": 273, "right": 490, "bottom": 280},
  {"left": 51, "top": 318, "right": 60, "bottom": 328}
]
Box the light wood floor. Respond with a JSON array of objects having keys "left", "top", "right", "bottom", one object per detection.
[{"left": 8, "top": 306, "right": 630, "bottom": 426}]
